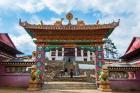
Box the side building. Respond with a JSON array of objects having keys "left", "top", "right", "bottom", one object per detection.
[
  {"left": 108, "top": 37, "right": 140, "bottom": 91},
  {"left": 0, "top": 33, "right": 22, "bottom": 60},
  {"left": 0, "top": 33, "right": 34, "bottom": 87},
  {"left": 121, "top": 37, "right": 140, "bottom": 65}
]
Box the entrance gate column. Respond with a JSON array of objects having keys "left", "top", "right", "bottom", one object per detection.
[
  {"left": 35, "top": 44, "right": 46, "bottom": 82},
  {"left": 95, "top": 46, "right": 105, "bottom": 80}
]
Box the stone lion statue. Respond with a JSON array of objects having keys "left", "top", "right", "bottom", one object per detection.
[
  {"left": 28, "top": 65, "right": 43, "bottom": 91},
  {"left": 99, "top": 65, "right": 108, "bottom": 81},
  {"left": 30, "top": 65, "right": 42, "bottom": 81},
  {"left": 98, "top": 66, "right": 112, "bottom": 92}
]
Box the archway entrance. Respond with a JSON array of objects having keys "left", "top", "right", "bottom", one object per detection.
[{"left": 37, "top": 45, "right": 104, "bottom": 83}]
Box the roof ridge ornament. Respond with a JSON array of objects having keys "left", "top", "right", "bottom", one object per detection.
[{"left": 66, "top": 12, "right": 73, "bottom": 25}]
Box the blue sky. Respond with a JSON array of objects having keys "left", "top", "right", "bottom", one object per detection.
[{"left": 0, "top": 0, "right": 140, "bottom": 56}]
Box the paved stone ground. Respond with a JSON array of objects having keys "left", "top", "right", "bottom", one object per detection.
[
  {"left": 0, "top": 82, "right": 139, "bottom": 93},
  {"left": 0, "top": 88, "right": 139, "bottom": 93}
]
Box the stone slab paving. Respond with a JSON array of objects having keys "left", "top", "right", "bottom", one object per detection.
[
  {"left": 0, "top": 82, "right": 139, "bottom": 93},
  {"left": 0, "top": 88, "right": 139, "bottom": 93},
  {"left": 45, "top": 81, "right": 95, "bottom": 84}
]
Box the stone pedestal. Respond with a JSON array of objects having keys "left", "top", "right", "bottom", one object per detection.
[
  {"left": 98, "top": 81, "right": 112, "bottom": 92},
  {"left": 27, "top": 80, "right": 43, "bottom": 91}
]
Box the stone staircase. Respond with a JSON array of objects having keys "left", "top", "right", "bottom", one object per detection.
[
  {"left": 53, "top": 76, "right": 87, "bottom": 82},
  {"left": 43, "top": 82, "right": 97, "bottom": 90},
  {"left": 45, "top": 61, "right": 64, "bottom": 81}
]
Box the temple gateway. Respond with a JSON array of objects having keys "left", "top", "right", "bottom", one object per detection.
[{"left": 20, "top": 12, "right": 119, "bottom": 82}]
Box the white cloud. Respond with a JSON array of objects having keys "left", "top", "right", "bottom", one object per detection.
[
  {"left": 8, "top": 20, "right": 36, "bottom": 55},
  {"left": 29, "top": 15, "right": 42, "bottom": 24},
  {"left": 0, "top": 0, "right": 44, "bottom": 13},
  {"left": 0, "top": 0, "right": 139, "bottom": 15},
  {"left": 10, "top": 34, "right": 34, "bottom": 47},
  {"left": 13, "top": 24, "right": 27, "bottom": 35},
  {"left": 10, "top": 34, "right": 36, "bottom": 55},
  {"left": 43, "top": 0, "right": 76, "bottom": 14},
  {"left": 0, "top": 0, "right": 21, "bottom": 12},
  {"left": 8, "top": 16, "right": 60, "bottom": 55},
  {"left": 16, "top": 0, "right": 45, "bottom": 13},
  {"left": 7, "top": 15, "right": 58, "bottom": 55},
  {"left": 65, "top": 0, "right": 140, "bottom": 56},
  {"left": 0, "top": 1, "right": 15, "bottom": 8}
]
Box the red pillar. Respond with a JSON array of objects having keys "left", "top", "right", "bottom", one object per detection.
[
  {"left": 35, "top": 44, "right": 46, "bottom": 82},
  {"left": 95, "top": 46, "right": 105, "bottom": 81}
]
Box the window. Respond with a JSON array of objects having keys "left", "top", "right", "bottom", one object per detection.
[
  {"left": 84, "top": 58, "right": 87, "bottom": 62},
  {"left": 58, "top": 51, "right": 62, "bottom": 56},
  {"left": 64, "top": 48, "right": 75, "bottom": 56},
  {"left": 77, "top": 48, "right": 81, "bottom": 56},
  {"left": 90, "top": 52, "right": 92, "bottom": 56},
  {"left": 77, "top": 52, "right": 81, "bottom": 56},
  {"left": 90, "top": 57, "right": 92, "bottom": 61},
  {"left": 51, "top": 51, "right": 56, "bottom": 56},
  {"left": 84, "top": 52, "right": 87, "bottom": 56},
  {"left": 51, "top": 48, "right": 56, "bottom": 51},
  {"left": 58, "top": 48, "right": 62, "bottom": 52},
  {"left": 83, "top": 50, "right": 87, "bottom": 56}
]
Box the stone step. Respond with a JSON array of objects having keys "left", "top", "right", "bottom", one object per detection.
[
  {"left": 53, "top": 77, "right": 87, "bottom": 82},
  {"left": 43, "top": 82, "right": 97, "bottom": 90},
  {"left": 52, "top": 76, "right": 96, "bottom": 83}
]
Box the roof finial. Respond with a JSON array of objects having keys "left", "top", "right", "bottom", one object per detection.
[
  {"left": 117, "top": 19, "right": 120, "bottom": 26},
  {"left": 96, "top": 20, "right": 99, "bottom": 24},
  {"left": 61, "top": 18, "right": 64, "bottom": 23},
  {"left": 66, "top": 12, "right": 73, "bottom": 25},
  {"left": 75, "top": 18, "right": 78, "bottom": 23},
  {"left": 40, "top": 20, "right": 43, "bottom": 25},
  {"left": 19, "top": 18, "right": 21, "bottom": 25}
]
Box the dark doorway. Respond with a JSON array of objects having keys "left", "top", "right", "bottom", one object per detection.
[{"left": 64, "top": 48, "right": 75, "bottom": 56}]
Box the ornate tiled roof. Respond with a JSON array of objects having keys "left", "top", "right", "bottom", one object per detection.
[
  {"left": 0, "top": 33, "right": 23, "bottom": 60},
  {"left": 121, "top": 37, "right": 140, "bottom": 59},
  {"left": 20, "top": 21, "right": 119, "bottom": 30},
  {"left": 125, "top": 37, "right": 140, "bottom": 54},
  {"left": 0, "top": 33, "right": 16, "bottom": 48},
  {"left": 20, "top": 12, "right": 119, "bottom": 31}
]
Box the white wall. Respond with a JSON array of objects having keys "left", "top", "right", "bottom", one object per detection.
[{"left": 46, "top": 50, "right": 94, "bottom": 62}]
